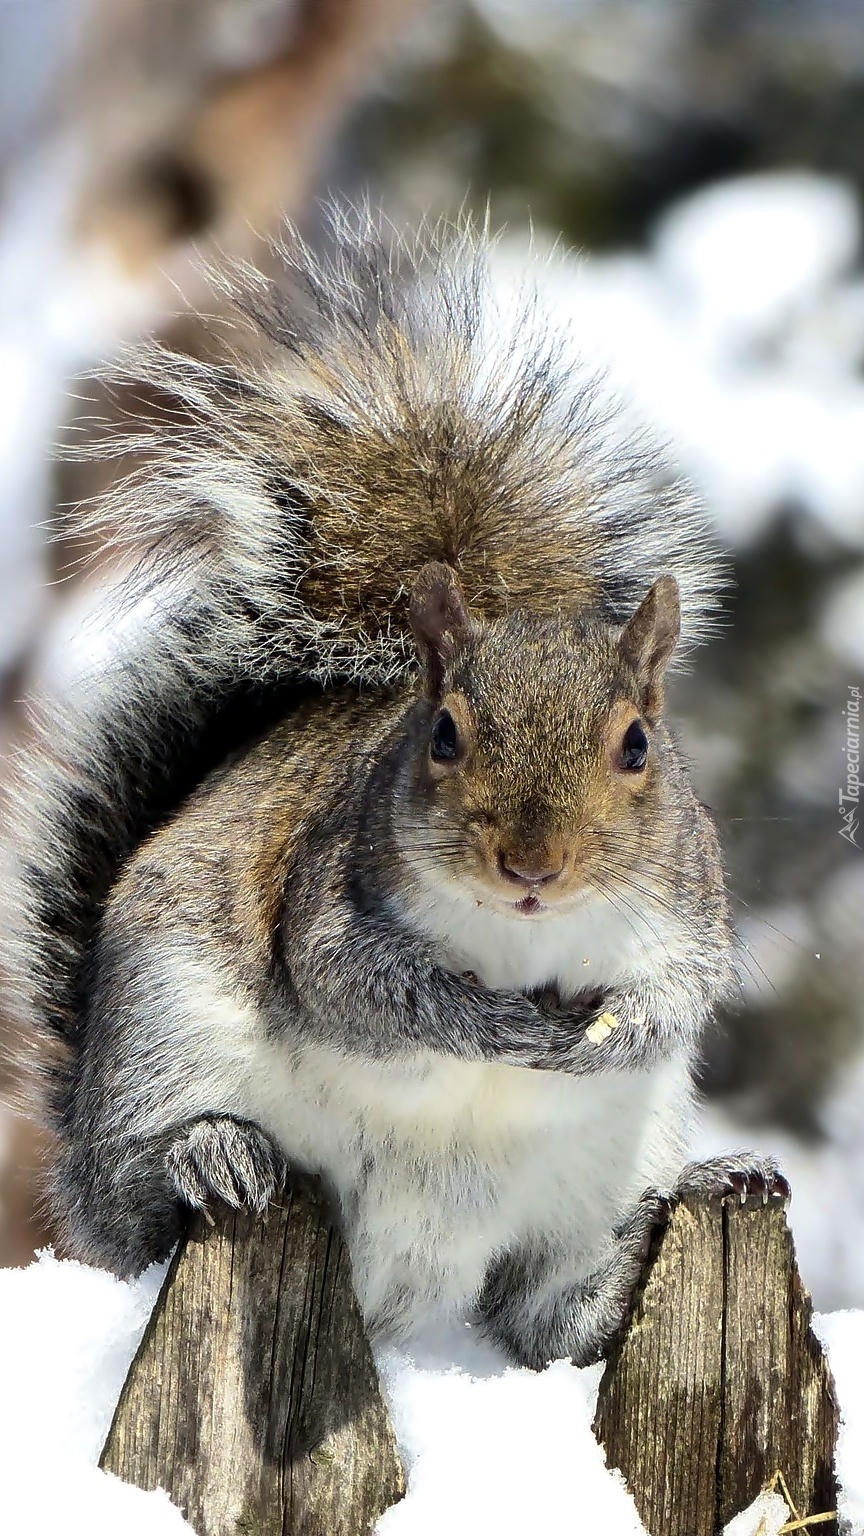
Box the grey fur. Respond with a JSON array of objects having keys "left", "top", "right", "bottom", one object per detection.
[
  {"left": 478, "top": 1155, "right": 789, "bottom": 1368},
  {"left": 7, "top": 210, "right": 726, "bottom": 1089},
  {"left": 166, "top": 1118, "right": 287, "bottom": 1215},
  {"left": 3, "top": 210, "right": 775, "bottom": 1370}
]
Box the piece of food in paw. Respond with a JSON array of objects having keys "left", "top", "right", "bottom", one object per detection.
[{"left": 586, "top": 1010, "right": 620, "bottom": 1044}]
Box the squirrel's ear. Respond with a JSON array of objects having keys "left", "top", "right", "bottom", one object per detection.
[
  {"left": 619, "top": 575, "right": 680, "bottom": 720},
  {"left": 410, "top": 562, "right": 472, "bottom": 696}
]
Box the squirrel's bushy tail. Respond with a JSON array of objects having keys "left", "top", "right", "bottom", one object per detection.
[{"left": 5, "top": 206, "right": 725, "bottom": 1101}]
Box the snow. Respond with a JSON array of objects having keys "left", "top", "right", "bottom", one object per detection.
[
  {"left": 0, "top": 1250, "right": 193, "bottom": 1534},
  {"left": 822, "top": 565, "right": 864, "bottom": 670},
  {"left": 0, "top": 1248, "right": 860, "bottom": 1535},
  {"left": 814, "top": 1310, "right": 864, "bottom": 1532},
  {"left": 722, "top": 1490, "right": 791, "bottom": 1536},
  {"left": 653, "top": 174, "right": 861, "bottom": 344},
  {"left": 376, "top": 1331, "right": 645, "bottom": 1535}
]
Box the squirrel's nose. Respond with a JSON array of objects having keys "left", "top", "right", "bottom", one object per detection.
[{"left": 498, "top": 849, "right": 565, "bottom": 886}]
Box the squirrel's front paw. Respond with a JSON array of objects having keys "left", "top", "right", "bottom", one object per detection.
[
  {"left": 528, "top": 986, "right": 608, "bottom": 1070},
  {"left": 166, "top": 1116, "right": 286, "bottom": 1218},
  {"left": 674, "top": 1152, "right": 790, "bottom": 1206}
]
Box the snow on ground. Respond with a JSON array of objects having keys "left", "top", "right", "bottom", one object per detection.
[
  {"left": 0, "top": 1251, "right": 191, "bottom": 1535},
  {"left": 0, "top": 1247, "right": 860, "bottom": 1536},
  {"left": 375, "top": 1330, "right": 645, "bottom": 1535},
  {"left": 815, "top": 1310, "right": 864, "bottom": 1531}
]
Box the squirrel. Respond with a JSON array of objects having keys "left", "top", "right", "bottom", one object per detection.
[{"left": 7, "top": 214, "right": 788, "bottom": 1368}]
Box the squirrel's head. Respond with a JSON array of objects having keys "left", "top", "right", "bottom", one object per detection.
[{"left": 397, "top": 561, "right": 681, "bottom": 917}]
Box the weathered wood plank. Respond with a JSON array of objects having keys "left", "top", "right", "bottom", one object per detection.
[
  {"left": 719, "top": 1200, "right": 838, "bottom": 1528},
  {"left": 593, "top": 1199, "right": 725, "bottom": 1536},
  {"left": 101, "top": 1179, "right": 406, "bottom": 1536},
  {"left": 593, "top": 1196, "right": 839, "bottom": 1536}
]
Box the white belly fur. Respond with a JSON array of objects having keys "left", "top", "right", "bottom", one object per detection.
[
  {"left": 252, "top": 1042, "right": 693, "bottom": 1333},
  {"left": 254, "top": 885, "right": 693, "bottom": 1334},
  {"left": 164, "top": 881, "right": 696, "bottom": 1338}
]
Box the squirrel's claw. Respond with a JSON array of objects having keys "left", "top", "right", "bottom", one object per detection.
[
  {"left": 674, "top": 1153, "right": 790, "bottom": 1209},
  {"left": 166, "top": 1116, "right": 286, "bottom": 1220}
]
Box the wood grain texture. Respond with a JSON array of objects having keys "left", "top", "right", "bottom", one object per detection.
[
  {"left": 101, "top": 1179, "right": 406, "bottom": 1536},
  {"left": 593, "top": 1200, "right": 725, "bottom": 1536},
  {"left": 719, "top": 1200, "right": 838, "bottom": 1527},
  {"left": 593, "top": 1196, "right": 839, "bottom": 1536}
]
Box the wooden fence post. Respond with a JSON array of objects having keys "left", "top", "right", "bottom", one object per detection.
[
  {"left": 102, "top": 1186, "right": 838, "bottom": 1535},
  {"left": 593, "top": 1195, "right": 840, "bottom": 1535},
  {"left": 101, "top": 1177, "right": 405, "bottom": 1536}
]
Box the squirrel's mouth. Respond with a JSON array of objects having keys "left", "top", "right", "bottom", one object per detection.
[{"left": 512, "top": 893, "right": 545, "bottom": 916}]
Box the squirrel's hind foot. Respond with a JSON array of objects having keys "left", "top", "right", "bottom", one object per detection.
[{"left": 166, "top": 1116, "right": 286, "bottom": 1219}]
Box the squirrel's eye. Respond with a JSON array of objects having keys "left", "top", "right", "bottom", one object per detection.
[
  {"left": 430, "top": 709, "right": 460, "bottom": 763},
  {"left": 620, "top": 719, "right": 649, "bottom": 772}
]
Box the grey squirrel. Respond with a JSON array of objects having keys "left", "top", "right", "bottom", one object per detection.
[{"left": 8, "top": 215, "right": 787, "bottom": 1368}]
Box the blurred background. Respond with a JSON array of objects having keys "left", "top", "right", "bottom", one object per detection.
[{"left": 0, "top": 0, "right": 862, "bottom": 1304}]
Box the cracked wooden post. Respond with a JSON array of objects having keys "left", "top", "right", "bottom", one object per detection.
[
  {"left": 593, "top": 1195, "right": 840, "bottom": 1536},
  {"left": 101, "top": 1178, "right": 405, "bottom": 1535}
]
